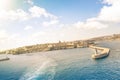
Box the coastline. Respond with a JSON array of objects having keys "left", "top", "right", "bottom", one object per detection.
[
  {"left": 0, "top": 41, "right": 90, "bottom": 55},
  {"left": 1, "top": 33, "right": 120, "bottom": 55}
]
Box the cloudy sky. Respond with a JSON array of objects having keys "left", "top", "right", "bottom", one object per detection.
[{"left": 0, "top": 0, "right": 120, "bottom": 50}]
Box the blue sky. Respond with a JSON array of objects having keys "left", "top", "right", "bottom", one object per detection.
[
  {"left": 0, "top": 0, "right": 120, "bottom": 50},
  {"left": 29, "top": 0, "right": 103, "bottom": 23}
]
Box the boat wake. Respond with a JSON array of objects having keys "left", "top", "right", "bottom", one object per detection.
[{"left": 19, "top": 56, "right": 57, "bottom": 80}]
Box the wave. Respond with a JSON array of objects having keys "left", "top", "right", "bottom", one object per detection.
[{"left": 19, "top": 56, "right": 57, "bottom": 80}]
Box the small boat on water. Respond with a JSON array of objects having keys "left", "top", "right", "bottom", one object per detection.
[{"left": 90, "top": 46, "right": 110, "bottom": 59}]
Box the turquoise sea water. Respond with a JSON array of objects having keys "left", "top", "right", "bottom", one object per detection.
[{"left": 0, "top": 41, "right": 120, "bottom": 80}]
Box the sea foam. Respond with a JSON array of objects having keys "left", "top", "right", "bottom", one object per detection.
[{"left": 19, "top": 56, "right": 57, "bottom": 80}]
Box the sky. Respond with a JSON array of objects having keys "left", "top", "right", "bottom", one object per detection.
[{"left": 0, "top": 0, "right": 120, "bottom": 50}]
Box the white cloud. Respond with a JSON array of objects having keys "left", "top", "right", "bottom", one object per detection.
[
  {"left": 31, "top": 31, "right": 46, "bottom": 37},
  {"left": 98, "top": 1, "right": 120, "bottom": 23},
  {"left": 26, "top": 0, "right": 34, "bottom": 5},
  {"left": 72, "top": 0, "right": 120, "bottom": 30},
  {"left": 0, "top": 30, "right": 8, "bottom": 39},
  {"left": 74, "top": 20, "right": 108, "bottom": 30},
  {"left": 0, "top": 30, "right": 20, "bottom": 50},
  {"left": 0, "top": 9, "right": 29, "bottom": 21},
  {"left": 43, "top": 19, "right": 59, "bottom": 27},
  {"left": 1, "top": 0, "right": 120, "bottom": 50},
  {"left": 29, "top": 6, "right": 57, "bottom": 19},
  {"left": 29, "top": 6, "right": 45, "bottom": 18},
  {"left": 0, "top": 6, "right": 58, "bottom": 21},
  {"left": 0, "top": 5, "right": 60, "bottom": 49},
  {"left": 103, "top": 0, "right": 120, "bottom": 5},
  {"left": 24, "top": 25, "right": 33, "bottom": 30}
]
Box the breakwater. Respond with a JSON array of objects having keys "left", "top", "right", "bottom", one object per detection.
[
  {"left": 89, "top": 45, "right": 110, "bottom": 59},
  {"left": 0, "top": 57, "right": 9, "bottom": 62}
]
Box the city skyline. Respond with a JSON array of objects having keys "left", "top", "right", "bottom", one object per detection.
[{"left": 0, "top": 0, "right": 120, "bottom": 50}]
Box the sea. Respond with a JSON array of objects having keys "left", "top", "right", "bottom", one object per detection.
[{"left": 0, "top": 41, "right": 120, "bottom": 80}]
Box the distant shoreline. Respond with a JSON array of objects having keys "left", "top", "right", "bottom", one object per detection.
[{"left": 0, "top": 33, "right": 120, "bottom": 55}]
